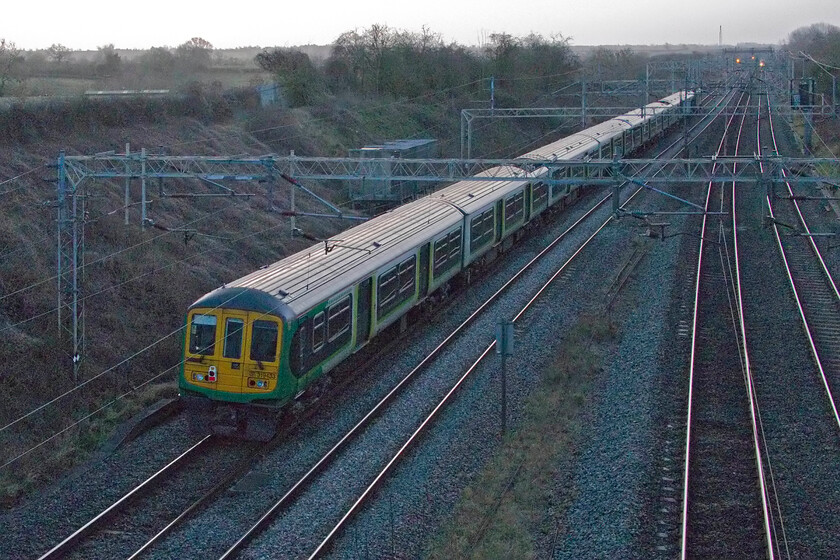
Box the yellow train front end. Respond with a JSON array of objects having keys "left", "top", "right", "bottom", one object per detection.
[{"left": 178, "top": 287, "right": 298, "bottom": 441}]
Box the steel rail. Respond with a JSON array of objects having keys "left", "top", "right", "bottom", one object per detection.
[
  {"left": 731, "top": 94, "right": 777, "bottom": 559},
  {"left": 136, "top": 103, "right": 717, "bottom": 557},
  {"left": 763, "top": 99, "right": 840, "bottom": 432},
  {"left": 679, "top": 91, "right": 735, "bottom": 560},
  {"left": 680, "top": 90, "right": 775, "bottom": 560},
  {"left": 36, "top": 435, "right": 212, "bottom": 560},
  {"left": 306, "top": 94, "right": 735, "bottom": 559},
  {"left": 219, "top": 155, "right": 628, "bottom": 560},
  {"left": 127, "top": 315, "right": 432, "bottom": 560},
  {"left": 308, "top": 176, "right": 635, "bottom": 560}
]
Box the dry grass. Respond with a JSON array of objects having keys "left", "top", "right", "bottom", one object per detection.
[
  {"left": 0, "top": 88, "right": 498, "bottom": 506},
  {"left": 427, "top": 315, "right": 615, "bottom": 559}
]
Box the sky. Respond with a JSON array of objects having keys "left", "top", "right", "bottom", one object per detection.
[{"left": 4, "top": 0, "right": 839, "bottom": 51}]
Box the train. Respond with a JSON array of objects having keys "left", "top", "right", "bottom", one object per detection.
[{"left": 179, "top": 90, "right": 696, "bottom": 440}]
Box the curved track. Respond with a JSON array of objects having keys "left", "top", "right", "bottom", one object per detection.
[
  {"left": 216, "top": 95, "right": 732, "bottom": 560},
  {"left": 680, "top": 91, "right": 774, "bottom": 559},
  {"left": 763, "top": 99, "right": 840, "bottom": 431},
  {"left": 744, "top": 92, "right": 840, "bottom": 558}
]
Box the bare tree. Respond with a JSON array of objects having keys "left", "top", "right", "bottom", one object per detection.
[
  {"left": 176, "top": 37, "right": 214, "bottom": 70},
  {"left": 96, "top": 44, "right": 121, "bottom": 77},
  {"left": 0, "top": 38, "right": 21, "bottom": 96},
  {"left": 255, "top": 48, "right": 323, "bottom": 106},
  {"left": 47, "top": 43, "right": 72, "bottom": 64}
]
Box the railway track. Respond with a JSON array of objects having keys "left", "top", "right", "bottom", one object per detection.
[
  {"left": 36, "top": 181, "right": 620, "bottom": 559},
  {"left": 763, "top": 102, "right": 840, "bottom": 430},
  {"left": 36, "top": 435, "right": 259, "bottom": 560},
  {"left": 33, "top": 314, "right": 433, "bottom": 559},
  {"left": 32, "top": 93, "right": 728, "bottom": 560},
  {"left": 734, "top": 93, "right": 840, "bottom": 558},
  {"left": 214, "top": 96, "right": 733, "bottom": 559},
  {"left": 680, "top": 91, "right": 773, "bottom": 559}
]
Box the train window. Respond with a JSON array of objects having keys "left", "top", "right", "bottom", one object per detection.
[
  {"left": 222, "top": 318, "right": 244, "bottom": 359},
  {"left": 504, "top": 192, "right": 524, "bottom": 227},
  {"left": 433, "top": 229, "right": 462, "bottom": 278},
  {"left": 377, "top": 255, "right": 417, "bottom": 319},
  {"left": 312, "top": 312, "right": 326, "bottom": 352},
  {"left": 250, "top": 320, "right": 278, "bottom": 362},
  {"left": 328, "top": 296, "right": 352, "bottom": 342},
  {"left": 189, "top": 314, "right": 217, "bottom": 355},
  {"left": 378, "top": 269, "right": 398, "bottom": 308},
  {"left": 470, "top": 208, "right": 495, "bottom": 252},
  {"left": 398, "top": 257, "right": 416, "bottom": 295},
  {"left": 533, "top": 183, "right": 548, "bottom": 209}
]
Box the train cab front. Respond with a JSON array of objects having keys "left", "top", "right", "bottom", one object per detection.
[{"left": 178, "top": 288, "right": 295, "bottom": 441}]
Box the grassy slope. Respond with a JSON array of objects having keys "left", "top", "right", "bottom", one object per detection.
[
  {"left": 426, "top": 316, "right": 615, "bottom": 558},
  {"left": 0, "top": 90, "right": 567, "bottom": 504}
]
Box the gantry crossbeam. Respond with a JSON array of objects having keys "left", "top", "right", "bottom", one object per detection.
[{"left": 62, "top": 154, "right": 840, "bottom": 186}]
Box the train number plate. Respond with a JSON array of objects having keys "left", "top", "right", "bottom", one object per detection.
[{"left": 249, "top": 370, "right": 278, "bottom": 380}]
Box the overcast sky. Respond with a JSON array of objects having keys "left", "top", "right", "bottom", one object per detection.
[{"left": 5, "top": 1, "right": 839, "bottom": 50}]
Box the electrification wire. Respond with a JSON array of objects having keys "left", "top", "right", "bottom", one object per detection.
[
  {"left": 0, "top": 211, "right": 288, "bottom": 337},
  {"left": 0, "top": 325, "right": 186, "bottom": 436},
  {"left": 0, "top": 226, "right": 48, "bottom": 261},
  {"left": 0, "top": 196, "right": 242, "bottom": 305},
  {"left": 0, "top": 166, "right": 41, "bottom": 188},
  {"left": 797, "top": 51, "right": 840, "bottom": 72},
  {"left": 0, "top": 275, "right": 295, "bottom": 469},
  {"left": 0, "top": 365, "right": 176, "bottom": 470},
  {"left": 0, "top": 273, "right": 273, "bottom": 437},
  {"left": 0, "top": 167, "right": 44, "bottom": 198}
]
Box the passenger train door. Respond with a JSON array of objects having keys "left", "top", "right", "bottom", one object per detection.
[
  {"left": 418, "top": 244, "right": 430, "bottom": 298},
  {"left": 356, "top": 277, "right": 373, "bottom": 349},
  {"left": 215, "top": 310, "right": 249, "bottom": 394},
  {"left": 495, "top": 200, "right": 504, "bottom": 243},
  {"left": 242, "top": 312, "right": 282, "bottom": 396}
]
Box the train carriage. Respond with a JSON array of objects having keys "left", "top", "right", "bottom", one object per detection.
[{"left": 179, "top": 90, "right": 695, "bottom": 439}]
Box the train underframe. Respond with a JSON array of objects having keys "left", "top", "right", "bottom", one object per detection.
[{"left": 182, "top": 394, "right": 283, "bottom": 442}]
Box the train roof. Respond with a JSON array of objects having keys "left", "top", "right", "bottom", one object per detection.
[
  {"left": 520, "top": 90, "right": 693, "bottom": 161},
  {"left": 193, "top": 91, "right": 693, "bottom": 318},
  {"left": 434, "top": 165, "right": 538, "bottom": 214},
  {"left": 198, "top": 166, "right": 537, "bottom": 316},
  {"left": 190, "top": 286, "right": 298, "bottom": 321},
  {"left": 214, "top": 194, "right": 464, "bottom": 315}
]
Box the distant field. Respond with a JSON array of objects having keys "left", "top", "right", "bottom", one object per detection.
[
  {"left": 3, "top": 67, "right": 269, "bottom": 100},
  {"left": 11, "top": 76, "right": 98, "bottom": 96}
]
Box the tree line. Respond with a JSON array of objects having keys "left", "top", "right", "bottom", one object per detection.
[
  {"left": 787, "top": 23, "right": 840, "bottom": 96},
  {"left": 256, "top": 25, "right": 580, "bottom": 107},
  {"left": 0, "top": 37, "right": 218, "bottom": 95}
]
